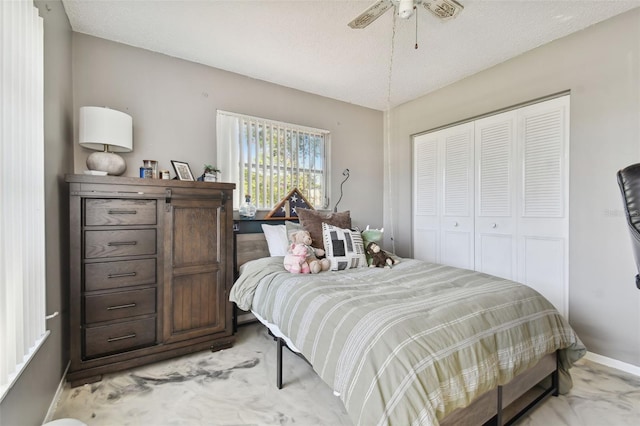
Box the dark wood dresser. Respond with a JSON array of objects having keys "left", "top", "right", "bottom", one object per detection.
[{"left": 66, "top": 175, "right": 235, "bottom": 386}]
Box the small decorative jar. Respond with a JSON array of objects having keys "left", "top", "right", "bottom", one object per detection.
[{"left": 239, "top": 195, "right": 256, "bottom": 220}]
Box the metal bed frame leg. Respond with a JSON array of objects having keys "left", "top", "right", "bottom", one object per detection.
[
  {"left": 552, "top": 352, "right": 560, "bottom": 396},
  {"left": 496, "top": 386, "right": 503, "bottom": 426},
  {"left": 277, "top": 337, "right": 283, "bottom": 389}
]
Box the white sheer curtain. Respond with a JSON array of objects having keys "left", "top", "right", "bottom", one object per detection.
[
  {"left": 0, "top": 0, "right": 47, "bottom": 401},
  {"left": 216, "top": 111, "right": 241, "bottom": 208}
]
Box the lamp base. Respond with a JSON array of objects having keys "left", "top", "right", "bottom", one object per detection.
[{"left": 86, "top": 151, "right": 126, "bottom": 176}]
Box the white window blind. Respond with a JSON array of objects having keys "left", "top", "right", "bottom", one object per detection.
[
  {"left": 217, "top": 110, "right": 329, "bottom": 210},
  {"left": 0, "top": 0, "right": 47, "bottom": 401}
]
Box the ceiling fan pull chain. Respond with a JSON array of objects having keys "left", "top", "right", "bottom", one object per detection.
[{"left": 415, "top": 6, "right": 419, "bottom": 49}]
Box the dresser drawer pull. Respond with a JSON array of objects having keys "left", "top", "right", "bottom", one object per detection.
[
  {"left": 107, "top": 333, "right": 136, "bottom": 342},
  {"left": 106, "top": 303, "right": 137, "bottom": 311},
  {"left": 107, "top": 272, "right": 137, "bottom": 279},
  {"left": 107, "top": 241, "right": 137, "bottom": 246},
  {"left": 108, "top": 210, "right": 138, "bottom": 215}
]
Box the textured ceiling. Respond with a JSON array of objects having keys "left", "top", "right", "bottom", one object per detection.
[{"left": 61, "top": 0, "right": 640, "bottom": 111}]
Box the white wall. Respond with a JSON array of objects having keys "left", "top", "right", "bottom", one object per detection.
[
  {"left": 72, "top": 33, "right": 384, "bottom": 230},
  {"left": 385, "top": 9, "right": 640, "bottom": 366}
]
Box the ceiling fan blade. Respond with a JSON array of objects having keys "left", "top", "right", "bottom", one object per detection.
[
  {"left": 422, "top": 0, "right": 464, "bottom": 20},
  {"left": 348, "top": 0, "right": 394, "bottom": 29}
]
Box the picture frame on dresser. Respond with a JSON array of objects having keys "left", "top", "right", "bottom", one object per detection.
[{"left": 171, "top": 160, "right": 194, "bottom": 181}]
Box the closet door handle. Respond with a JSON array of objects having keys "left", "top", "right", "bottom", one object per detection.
[
  {"left": 453, "top": 221, "right": 459, "bottom": 227},
  {"left": 491, "top": 223, "right": 497, "bottom": 228}
]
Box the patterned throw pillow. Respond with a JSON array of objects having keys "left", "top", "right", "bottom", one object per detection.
[{"left": 322, "top": 223, "right": 366, "bottom": 270}]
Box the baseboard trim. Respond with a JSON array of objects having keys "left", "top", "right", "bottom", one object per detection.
[
  {"left": 43, "top": 361, "right": 70, "bottom": 424},
  {"left": 584, "top": 351, "right": 640, "bottom": 377}
]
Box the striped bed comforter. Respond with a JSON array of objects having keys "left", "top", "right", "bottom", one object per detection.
[{"left": 230, "top": 256, "right": 585, "bottom": 426}]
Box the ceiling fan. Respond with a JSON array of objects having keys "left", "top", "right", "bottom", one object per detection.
[{"left": 348, "top": 0, "right": 464, "bottom": 29}]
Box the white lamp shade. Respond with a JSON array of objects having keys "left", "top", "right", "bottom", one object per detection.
[{"left": 79, "top": 106, "right": 133, "bottom": 152}]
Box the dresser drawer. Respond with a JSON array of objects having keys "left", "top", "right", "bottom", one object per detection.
[
  {"left": 85, "top": 199, "right": 157, "bottom": 226},
  {"left": 85, "top": 288, "right": 156, "bottom": 324},
  {"left": 85, "top": 229, "right": 156, "bottom": 259},
  {"left": 84, "top": 317, "right": 156, "bottom": 359},
  {"left": 85, "top": 259, "right": 156, "bottom": 291}
]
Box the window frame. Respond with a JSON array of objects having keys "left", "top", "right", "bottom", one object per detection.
[{"left": 216, "top": 110, "right": 331, "bottom": 211}]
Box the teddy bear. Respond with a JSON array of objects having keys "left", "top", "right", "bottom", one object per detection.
[
  {"left": 365, "top": 241, "right": 397, "bottom": 269},
  {"left": 289, "top": 230, "right": 330, "bottom": 274},
  {"left": 283, "top": 243, "right": 311, "bottom": 274}
]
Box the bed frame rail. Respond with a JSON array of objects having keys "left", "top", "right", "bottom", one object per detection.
[{"left": 275, "top": 334, "right": 559, "bottom": 426}]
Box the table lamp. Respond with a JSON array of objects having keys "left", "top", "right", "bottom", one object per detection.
[{"left": 79, "top": 106, "right": 133, "bottom": 175}]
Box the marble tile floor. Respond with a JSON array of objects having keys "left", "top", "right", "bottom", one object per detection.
[{"left": 51, "top": 323, "right": 639, "bottom": 426}]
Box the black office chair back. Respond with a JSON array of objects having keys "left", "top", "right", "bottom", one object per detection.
[{"left": 617, "top": 163, "right": 640, "bottom": 289}]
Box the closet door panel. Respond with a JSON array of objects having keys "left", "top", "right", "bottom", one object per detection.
[
  {"left": 413, "top": 134, "right": 440, "bottom": 262},
  {"left": 516, "top": 95, "right": 569, "bottom": 317},
  {"left": 475, "top": 111, "right": 517, "bottom": 280},
  {"left": 521, "top": 236, "right": 566, "bottom": 314},
  {"left": 441, "top": 123, "right": 475, "bottom": 270},
  {"left": 414, "top": 229, "right": 439, "bottom": 264},
  {"left": 477, "top": 234, "right": 514, "bottom": 278},
  {"left": 442, "top": 231, "right": 473, "bottom": 269}
]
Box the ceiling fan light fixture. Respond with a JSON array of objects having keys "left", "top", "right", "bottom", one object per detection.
[{"left": 398, "top": 0, "right": 415, "bottom": 19}]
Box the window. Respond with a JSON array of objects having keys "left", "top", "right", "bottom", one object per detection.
[
  {"left": 217, "top": 110, "right": 330, "bottom": 210},
  {"left": 0, "top": 0, "right": 48, "bottom": 401}
]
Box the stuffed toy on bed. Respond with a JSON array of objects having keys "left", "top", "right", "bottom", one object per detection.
[
  {"left": 366, "top": 241, "right": 397, "bottom": 269},
  {"left": 283, "top": 243, "right": 311, "bottom": 273},
  {"left": 361, "top": 226, "right": 384, "bottom": 266},
  {"left": 288, "top": 230, "right": 330, "bottom": 274}
]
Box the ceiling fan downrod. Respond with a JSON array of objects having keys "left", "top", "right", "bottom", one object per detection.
[{"left": 415, "top": 6, "right": 419, "bottom": 49}]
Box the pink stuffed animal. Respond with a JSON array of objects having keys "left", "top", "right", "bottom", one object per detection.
[
  {"left": 289, "top": 230, "right": 330, "bottom": 274},
  {"left": 283, "top": 243, "right": 311, "bottom": 274}
]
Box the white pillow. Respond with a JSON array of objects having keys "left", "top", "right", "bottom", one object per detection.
[
  {"left": 322, "top": 223, "right": 367, "bottom": 270},
  {"left": 261, "top": 224, "right": 289, "bottom": 256}
]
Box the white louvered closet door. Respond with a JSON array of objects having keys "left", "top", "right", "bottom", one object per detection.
[
  {"left": 441, "top": 123, "right": 475, "bottom": 269},
  {"left": 516, "top": 95, "right": 570, "bottom": 317},
  {"left": 413, "top": 133, "right": 440, "bottom": 263},
  {"left": 475, "top": 110, "right": 517, "bottom": 280},
  {"left": 412, "top": 95, "right": 569, "bottom": 317},
  {"left": 413, "top": 123, "right": 474, "bottom": 269}
]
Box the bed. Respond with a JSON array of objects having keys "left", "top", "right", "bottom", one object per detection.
[{"left": 230, "top": 223, "right": 585, "bottom": 426}]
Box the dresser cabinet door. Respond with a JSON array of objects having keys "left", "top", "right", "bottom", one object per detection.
[{"left": 164, "top": 195, "right": 230, "bottom": 342}]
